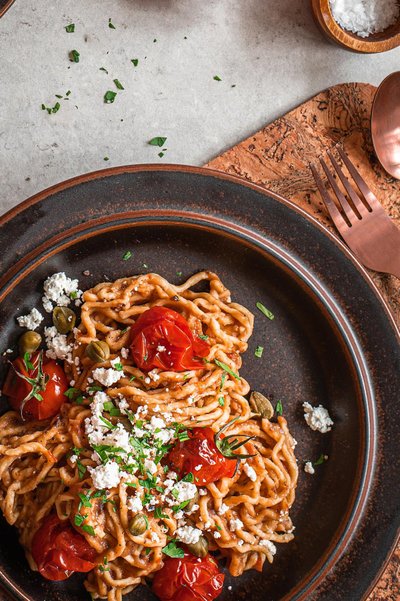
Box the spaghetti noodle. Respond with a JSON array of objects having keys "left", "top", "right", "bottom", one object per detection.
[{"left": 0, "top": 271, "right": 298, "bottom": 601}]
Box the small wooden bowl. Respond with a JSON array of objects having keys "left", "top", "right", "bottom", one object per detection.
[
  {"left": 311, "top": 0, "right": 400, "bottom": 54},
  {"left": 0, "top": 0, "right": 15, "bottom": 18}
]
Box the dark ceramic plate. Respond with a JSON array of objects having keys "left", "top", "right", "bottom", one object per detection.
[
  {"left": 0, "top": 0, "right": 14, "bottom": 18},
  {"left": 0, "top": 166, "right": 399, "bottom": 601}
]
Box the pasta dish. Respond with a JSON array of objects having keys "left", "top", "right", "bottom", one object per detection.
[{"left": 0, "top": 271, "right": 298, "bottom": 601}]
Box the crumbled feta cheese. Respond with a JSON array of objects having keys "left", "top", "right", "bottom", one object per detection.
[
  {"left": 228, "top": 586, "right": 232, "bottom": 591},
  {"left": 150, "top": 531, "right": 160, "bottom": 543},
  {"left": 243, "top": 463, "right": 257, "bottom": 482},
  {"left": 148, "top": 369, "right": 161, "bottom": 382},
  {"left": 157, "top": 345, "right": 166, "bottom": 352},
  {"left": 144, "top": 377, "right": 151, "bottom": 384},
  {"left": 148, "top": 416, "right": 166, "bottom": 431},
  {"left": 117, "top": 397, "right": 130, "bottom": 414},
  {"left": 237, "top": 539, "right": 244, "bottom": 546},
  {"left": 69, "top": 454, "right": 77, "bottom": 464},
  {"left": 218, "top": 503, "right": 229, "bottom": 515},
  {"left": 172, "top": 481, "right": 197, "bottom": 503},
  {"left": 187, "top": 396, "right": 195, "bottom": 404},
  {"left": 17, "top": 307, "right": 44, "bottom": 330},
  {"left": 127, "top": 494, "right": 143, "bottom": 513},
  {"left": 229, "top": 518, "right": 244, "bottom": 531},
  {"left": 304, "top": 461, "right": 315, "bottom": 475},
  {"left": 120, "top": 347, "right": 129, "bottom": 359},
  {"left": 175, "top": 526, "right": 202, "bottom": 545},
  {"left": 259, "top": 539, "right": 277, "bottom": 555},
  {"left": 199, "top": 488, "right": 208, "bottom": 496},
  {"left": 88, "top": 461, "right": 121, "bottom": 489},
  {"left": 42, "top": 272, "right": 82, "bottom": 313},
  {"left": 194, "top": 464, "right": 203, "bottom": 471},
  {"left": 93, "top": 367, "right": 124, "bottom": 387},
  {"left": 303, "top": 402, "right": 333, "bottom": 433},
  {"left": 213, "top": 531, "right": 221, "bottom": 539},
  {"left": 44, "top": 326, "right": 73, "bottom": 363},
  {"left": 204, "top": 521, "right": 211, "bottom": 529},
  {"left": 110, "top": 356, "right": 122, "bottom": 368},
  {"left": 144, "top": 459, "right": 157, "bottom": 475}
]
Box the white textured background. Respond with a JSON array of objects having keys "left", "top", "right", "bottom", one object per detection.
[{"left": 0, "top": 0, "right": 399, "bottom": 215}]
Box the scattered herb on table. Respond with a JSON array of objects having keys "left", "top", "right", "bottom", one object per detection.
[
  {"left": 99, "top": 67, "right": 109, "bottom": 74},
  {"left": 314, "top": 454, "right": 327, "bottom": 466},
  {"left": 149, "top": 136, "right": 167, "bottom": 147},
  {"left": 114, "top": 79, "right": 124, "bottom": 90},
  {"left": 41, "top": 101, "right": 61, "bottom": 114},
  {"left": 131, "top": 59, "right": 139, "bottom": 67},
  {"left": 65, "top": 23, "right": 75, "bottom": 33},
  {"left": 104, "top": 90, "right": 117, "bottom": 104},
  {"left": 123, "top": 251, "right": 132, "bottom": 260},
  {"left": 108, "top": 18, "right": 116, "bottom": 29},
  {"left": 256, "top": 301, "right": 274, "bottom": 320},
  {"left": 69, "top": 49, "right": 80, "bottom": 63},
  {"left": 255, "top": 345, "right": 264, "bottom": 358},
  {"left": 213, "top": 75, "right": 222, "bottom": 81},
  {"left": 158, "top": 152, "right": 164, "bottom": 158},
  {"left": 104, "top": 157, "right": 109, "bottom": 161},
  {"left": 275, "top": 400, "right": 283, "bottom": 415}
]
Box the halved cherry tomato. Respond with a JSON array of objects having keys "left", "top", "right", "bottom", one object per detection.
[
  {"left": 130, "top": 306, "right": 210, "bottom": 372},
  {"left": 166, "top": 427, "right": 236, "bottom": 485},
  {"left": 3, "top": 351, "right": 68, "bottom": 421},
  {"left": 31, "top": 514, "right": 96, "bottom": 581},
  {"left": 152, "top": 552, "right": 224, "bottom": 601}
]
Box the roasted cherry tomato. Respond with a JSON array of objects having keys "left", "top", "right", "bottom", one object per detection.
[
  {"left": 31, "top": 514, "right": 96, "bottom": 581},
  {"left": 152, "top": 552, "right": 224, "bottom": 601},
  {"left": 166, "top": 427, "right": 236, "bottom": 485},
  {"left": 130, "top": 306, "right": 210, "bottom": 372},
  {"left": 3, "top": 351, "right": 68, "bottom": 420}
]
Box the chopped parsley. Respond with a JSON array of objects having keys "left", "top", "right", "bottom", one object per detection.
[
  {"left": 99, "top": 415, "right": 116, "bottom": 430},
  {"left": 87, "top": 385, "right": 102, "bottom": 393},
  {"left": 256, "top": 301, "right": 274, "bottom": 321},
  {"left": 104, "top": 90, "right": 117, "bottom": 104},
  {"left": 113, "top": 362, "right": 124, "bottom": 371},
  {"left": 220, "top": 373, "right": 226, "bottom": 391},
  {"left": 99, "top": 67, "right": 109, "bottom": 74},
  {"left": 123, "top": 250, "right": 132, "bottom": 260},
  {"left": 23, "top": 352, "right": 34, "bottom": 370},
  {"left": 104, "top": 157, "right": 109, "bottom": 161},
  {"left": 41, "top": 101, "right": 61, "bottom": 114},
  {"left": 177, "top": 429, "right": 190, "bottom": 442},
  {"left": 214, "top": 359, "right": 240, "bottom": 381},
  {"left": 148, "top": 136, "right": 167, "bottom": 147},
  {"left": 162, "top": 541, "right": 184, "bottom": 558},
  {"left": 113, "top": 79, "right": 124, "bottom": 90},
  {"left": 70, "top": 290, "right": 78, "bottom": 299},
  {"left": 314, "top": 454, "right": 327, "bottom": 466},
  {"left": 213, "top": 75, "right": 222, "bottom": 81},
  {"left": 218, "top": 397, "right": 225, "bottom": 407},
  {"left": 158, "top": 152, "right": 164, "bottom": 158},
  {"left": 82, "top": 524, "right": 95, "bottom": 536},
  {"left": 74, "top": 513, "right": 86, "bottom": 527},
  {"left": 255, "top": 346, "right": 264, "bottom": 358},
  {"left": 275, "top": 400, "right": 283, "bottom": 416},
  {"left": 78, "top": 492, "right": 92, "bottom": 508},
  {"left": 65, "top": 23, "right": 75, "bottom": 33},
  {"left": 198, "top": 334, "right": 208, "bottom": 340},
  {"left": 69, "top": 49, "right": 80, "bottom": 63},
  {"left": 108, "top": 18, "right": 116, "bottom": 29},
  {"left": 131, "top": 59, "right": 139, "bottom": 67},
  {"left": 154, "top": 507, "right": 168, "bottom": 519},
  {"left": 77, "top": 460, "right": 86, "bottom": 479},
  {"left": 103, "top": 401, "right": 121, "bottom": 416}
]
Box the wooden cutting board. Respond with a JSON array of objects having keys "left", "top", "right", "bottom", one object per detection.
[{"left": 206, "top": 82, "right": 400, "bottom": 600}]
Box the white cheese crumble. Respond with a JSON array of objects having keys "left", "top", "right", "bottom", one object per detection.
[
  {"left": 171, "top": 481, "right": 197, "bottom": 503},
  {"left": 303, "top": 402, "right": 334, "bottom": 433},
  {"left": 194, "top": 464, "right": 203, "bottom": 472},
  {"left": 88, "top": 461, "right": 122, "bottom": 490},
  {"left": 175, "top": 525, "right": 202, "bottom": 545},
  {"left": 148, "top": 369, "right": 161, "bottom": 382},
  {"left": 120, "top": 347, "right": 129, "bottom": 359},
  {"left": 218, "top": 503, "right": 229, "bottom": 515},
  {"left": 69, "top": 454, "right": 77, "bottom": 464},
  {"left": 304, "top": 461, "right": 315, "bottom": 475},
  {"left": 213, "top": 531, "right": 222, "bottom": 539},
  {"left": 127, "top": 494, "right": 143, "bottom": 513},
  {"left": 42, "top": 272, "right": 82, "bottom": 313},
  {"left": 93, "top": 367, "right": 124, "bottom": 387},
  {"left": 44, "top": 326, "right": 73, "bottom": 363},
  {"left": 229, "top": 518, "right": 244, "bottom": 531},
  {"left": 157, "top": 345, "right": 166, "bottom": 352},
  {"left": 17, "top": 307, "right": 44, "bottom": 330},
  {"left": 243, "top": 463, "right": 257, "bottom": 482},
  {"left": 144, "top": 459, "right": 158, "bottom": 475},
  {"left": 259, "top": 539, "right": 277, "bottom": 555}
]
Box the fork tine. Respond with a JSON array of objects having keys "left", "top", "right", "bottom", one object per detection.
[
  {"left": 337, "top": 147, "right": 379, "bottom": 211},
  {"left": 310, "top": 163, "right": 348, "bottom": 231},
  {"left": 327, "top": 150, "right": 368, "bottom": 218},
  {"left": 319, "top": 157, "right": 356, "bottom": 225}
]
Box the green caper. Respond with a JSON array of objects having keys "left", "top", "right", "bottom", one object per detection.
[
  {"left": 52, "top": 306, "right": 76, "bottom": 334},
  {"left": 19, "top": 331, "right": 42, "bottom": 356},
  {"left": 129, "top": 514, "right": 149, "bottom": 536},
  {"left": 249, "top": 391, "right": 274, "bottom": 419},
  {"left": 186, "top": 535, "right": 209, "bottom": 558},
  {"left": 186, "top": 490, "right": 200, "bottom": 512},
  {"left": 85, "top": 340, "right": 110, "bottom": 363}
]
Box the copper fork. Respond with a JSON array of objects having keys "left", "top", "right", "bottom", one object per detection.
[{"left": 311, "top": 147, "right": 400, "bottom": 278}]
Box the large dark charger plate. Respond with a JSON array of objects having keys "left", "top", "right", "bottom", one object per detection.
[{"left": 0, "top": 165, "right": 399, "bottom": 601}]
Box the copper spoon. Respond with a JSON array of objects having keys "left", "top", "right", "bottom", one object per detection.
[{"left": 371, "top": 71, "right": 400, "bottom": 180}]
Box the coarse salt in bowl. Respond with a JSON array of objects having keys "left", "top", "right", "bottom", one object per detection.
[{"left": 311, "top": 0, "right": 400, "bottom": 53}]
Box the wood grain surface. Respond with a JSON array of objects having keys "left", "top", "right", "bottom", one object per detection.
[{"left": 206, "top": 81, "right": 400, "bottom": 600}]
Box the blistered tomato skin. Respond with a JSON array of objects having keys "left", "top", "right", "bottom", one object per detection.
[
  {"left": 152, "top": 552, "right": 225, "bottom": 601},
  {"left": 3, "top": 352, "right": 68, "bottom": 420},
  {"left": 166, "top": 427, "right": 236, "bottom": 485},
  {"left": 31, "top": 514, "right": 96, "bottom": 581},
  {"left": 130, "top": 306, "right": 210, "bottom": 372}
]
